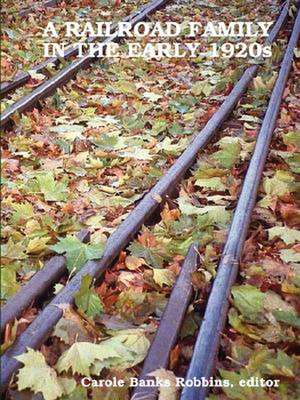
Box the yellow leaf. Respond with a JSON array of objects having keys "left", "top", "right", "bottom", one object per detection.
[
  {"left": 26, "top": 237, "right": 50, "bottom": 254},
  {"left": 153, "top": 269, "right": 176, "bottom": 287},
  {"left": 125, "top": 256, "right": 144, "bottom": 270},
  {"left": 148, "top": 368, "right": 178, "bottom": 400}
]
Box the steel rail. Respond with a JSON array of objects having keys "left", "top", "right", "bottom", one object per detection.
[
  {"left": 0, "top": 1, "right": 292, "bottom": 391},
  {"left": 0, "top": 0, "right": 169, "bottom": 127},
  {"left": 0, "top": 0, "right": 158, "bottom": 98},
  {"left": 131, "top": 244, "right": 199, "bottom": 400},
  {"left": 0, "top": 229, "right": 90, "bottom": 333},
  {"left": 267, "top": 0, "right": 291, "bottom": 43},
  {"left": 0, "top": 0, "right": 290, "bottom": 333},
  {"left": 180, "top": 9, "right": 300, "bottom": 400}
]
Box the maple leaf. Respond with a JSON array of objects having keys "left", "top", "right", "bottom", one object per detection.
[
  {"left": 151, "top": 119, "right": 168, "bottom": 135},
  {"left": 1, "top": 267, "right": 19, "bottom": 299},
  {"left": 178, "top": 197, "right": 231, "bottom": 227},
  {"left": 10, "top": 202, "right": 34, "bottom": 225},
  {"left": 125, "top": 255, "right": 144, "bottom": 270},
  {"left": 93, "top": 132, "right": 126, "bottom": 151},
  {"left": 195, "top": 177, "right": 226, "bottom": 191},
  {"left": 91, "top": 329, "right": 150, "bottom": 374},
  {"left": 128, "top": 242, "right": 164, "bottom": 268},
  {"left": 191, "top": 81, "right": 213, "bottom": 97},
  {"left": 212, "top": 137, "right": 241, "bottom": 169},
  {"left": 1, "top": 238, "right": 27, "bottom": 261},
  {"left": 253, "top": 73, "right": 277, "bottom": 90},
  {"left": 57, "top": 377, "right": 77, "bottom": 397},
  {"left": 157, "top": 137, "right": 187, "bottom": 156},
  {"left": 263, "top": 170, "right": 295, "bottom": 197},
  {"left": 50, "top": 235, "right": 104, "bottom": 272},
  {"left": 35, "top": 172, "right": 68, "bottom": 202},
  {"left": 15, "top": 348, "right": 63, "bottom": 400},
  {"left": 26, "top": 236, "right": 51, "bottom": 254},
  {"left": 50, "top": 124, "right": 85, "bottom": 142},
  {"left": 74, "top": 275, "right": 104, "bottom": 318},
  {"left": 153, "top": 269, "right": 176, "bottom": 287},
  {"left": 55, "top": 344, "right": 85, "bottom": 376},
  {"left": 231, "top": 285, "right": 265, "bottom": 323},
  {"left": 56, "top": 341, "right": 120, "bottom": 375},
  {"left": 57, "top": 330, "right": 149, "bottom": 375},
  {"left": 109, "top": 80, "right": 139, "bottom": 96},
  {"left": 262, "top": 290, "right": 299, "bottom": 329}
]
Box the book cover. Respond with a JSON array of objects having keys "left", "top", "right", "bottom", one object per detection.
[{"left": 1, "top": 0, "right": 299, "bottom": 399}]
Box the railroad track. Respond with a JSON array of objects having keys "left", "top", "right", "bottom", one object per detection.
[{"left": 1, "top": 0, "right": 299, "bottom": 398}]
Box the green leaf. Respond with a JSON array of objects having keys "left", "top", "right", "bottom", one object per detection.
[
  {"left": 170, "top": 96, "right": 197, "bottom": 114},
  {"left": 279, "top": 249, "right": 300, "bottom": 264},
  {"left": 158, "top": 137, "right": 187, "bottom": 155},
  {"left": 268, "top": 226, "right": 300, "bottom": 244},
  {"left": 10, "top": 202, "right": 34, "bottom": 224},
  {"left": 58, "top": 377, "right": 77, "bottom": 396},
  {"left": 56, "top": 330, "right": 150, "bottom": 375},
  {"left": 61, "top": 386, "right": 88, "bottom": 400},
  {"left": 1, "top": 267, "right": 20, "bottom": 300},
  {"left": 212, "top": 137, "right": 241, "bottom": 169},
  {"left": 191, "top": 81, "right": 213, "bottom": 97},
  {"left": 283, "top": 131, "right": 300, "bottom": 150},
  {"left": 51, "top": 124, "right": 85, "bottom": 142},
  {"left": 264, "top": 351, "right": 296, "bottom": 377},
  {"left": 26, "top": 236, "right": 50, "bottom": 254},
  {"left": 93, "top": 132, "right": 125, "bottom": 151},
  {"left": 195, "top": 177, "right": 226, "bottom": 190},
  {"left": 219, "top": 369, "right": 266, "bottom": 400},
  {"left": 152, "top": 269, "right": 176, "bottom": 287},
  {"left": 50, "top": 235, "right": 104, "bottom": 272},
  {"left": 151, "top": 119, "right": 168, "bottom": 135},
  {"left": 263, "top": 170, "right": 295, "bottom": 197},
  {"left": 91, "top": 329, "right": 150, "bottom": 374},
  {"left": 36, "top": 172, "right": 68, "bottom": 202},
  {"left": 15, "top": 348, "right": 63, "bottom": 400},
  {"left": 56, "top": 341, "right": 121, "bottom": 375},
  {"left": 228, "top": 308, "right": 261, "bottom": 341},
  {"left": 231, "top": 285, "right": 265, "bottom": 322},
  {"left": 273, "top": 310, "right": 300, "bottom": 328},
  {"left": 1, "top": 238, "right": 27, "bottom": 261},
  {"left": 128, "top": 242, "right": 164, "bottom": 268},
  {"left": 75, "top": 275, "right": 104, "bottom": 318},
  {"left": 178, "top": 197, "right": 231, "bottom": 227},
  {"left": 109, "top": 80, "right": 139, "bottom": 96}
]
